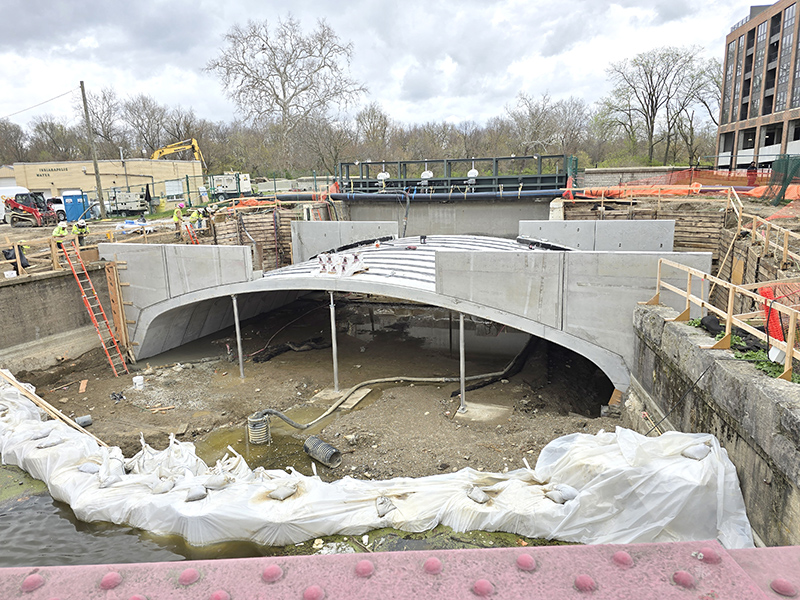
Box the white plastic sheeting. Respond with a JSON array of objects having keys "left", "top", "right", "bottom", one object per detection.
[{"left": 0, "top": 373, "right": 754, "bottom": 549}]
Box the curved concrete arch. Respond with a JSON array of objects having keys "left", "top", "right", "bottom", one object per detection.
[
  {"left": 104, "top": 237, "right": 713, "bottom": 395},
  {"left": 134, "top": 275, "right": 631, "bottom": 391}
]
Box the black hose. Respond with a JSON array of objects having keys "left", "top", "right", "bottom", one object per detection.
[
  {"left": 449, "top": 336, "right": 539, "bottom": 397},
  {"left": 252, "top": 408, "right": 310, "bottom": 430}
]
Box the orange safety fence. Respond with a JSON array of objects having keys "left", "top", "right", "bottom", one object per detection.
[
  {"left": 759, "top": 287, "right": 786, "bottom": 343},
  {"left": 217, "top": 182, "right": 341, "bottom": 213},
  {"left": 739, "top": 184, "right": 800, "bottom": 200},
  {"left": 569, "top": 183, "right": 726, "bottom": 199},
  {"left": 589, "top": 167, "right": 770, "bottom": 188}
]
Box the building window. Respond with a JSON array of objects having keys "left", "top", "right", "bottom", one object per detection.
[
  {"left": 741, "top": 128, "right": 757, "bottom": 150},
  {"left": 776, "top": 4, "right": 795, "bottom": 112},
  {"left": 763, "top": 125, "right": 783, "bottom": 147},
  {"left": 751, "top": 21, "right": 768, "bottom": 115},
  {"left": 733, "top": 35, "right": 744, "bottom": 121},
  {"left": 789, "top": 119, "right": 800, "bottom": 142},
  {"left": 722, "top": 41, "right": 736, "bottom": 124}
]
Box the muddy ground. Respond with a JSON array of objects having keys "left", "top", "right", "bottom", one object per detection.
[{"left": 18, "top": 298, "right": 621, "bottom": 482}]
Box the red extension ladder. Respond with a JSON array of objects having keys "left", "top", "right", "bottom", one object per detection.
[
  {"left": 184, "top": 223, "right": 199, "bottom": 244},
  {"left": 62, "top": 241, "right": 129, "bottom": 377}
]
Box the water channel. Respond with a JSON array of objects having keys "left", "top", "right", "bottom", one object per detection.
[{"left": 0, "top": 300, "right": 596, "bottom": 567}]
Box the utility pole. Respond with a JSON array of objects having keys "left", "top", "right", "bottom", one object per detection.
[{"left": 80, "top": 81, "right": 106, "bottom": 218}]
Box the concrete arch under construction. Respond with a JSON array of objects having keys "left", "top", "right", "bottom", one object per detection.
[{"left": 98, "top": 226, "right": 711, "bottom": 393}]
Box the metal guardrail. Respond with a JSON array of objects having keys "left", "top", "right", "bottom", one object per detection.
[{"left": 643, "top": 258, "right": 800, "bottom": 380}]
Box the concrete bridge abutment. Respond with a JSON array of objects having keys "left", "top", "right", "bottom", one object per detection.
[{"left": 628, "top": 304, "right": 800, "bottom": 547}]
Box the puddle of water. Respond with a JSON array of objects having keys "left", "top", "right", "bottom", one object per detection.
[{"left": 194, "top": 405, "right": 342, "bottom": 474}]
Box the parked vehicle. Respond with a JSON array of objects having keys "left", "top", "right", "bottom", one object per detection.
[
  {"left": 0, "top": 186, "right": 28, "bottom": 224},
  {"left": 209, "top": 172, "right": 252, "bottom": 201},
  {"left": 5, "top": 192, "right": 57, "bottom": 227}
]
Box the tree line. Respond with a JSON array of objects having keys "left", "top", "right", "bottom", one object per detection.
[{"left": 0, "top": 17, "right": 722, "bottom": 178}]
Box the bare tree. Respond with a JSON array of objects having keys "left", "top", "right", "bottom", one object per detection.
[
  {"left": 297, "top": 112, "right": 357, "bottom": 176},
  {"left": 164, "top": 106, "right": 199, "bottom": 143},
  {"left": 123, "top": 94, "right": 168, "bottom": 156},
  {"left": 28, "top": 115, "right": 82, "bottom": 161},
  {"left": 453, "top": 120, "right": 481, "bottom": 158},
  {"left": 0, "top": 119, "right": 28, "bottom": 163},
  {"left": 696, "top": 57, "right": 723, "bottom": 127},
  {"left": 481, "top": 116, "right": 515, "bottom": 158},
  {"left": 675, "top": 108, "right": 716, "bottom": 165},
  {"left": 506, "top": 93, "right": 558, "bottom": 155},
  {"left": 75, "top": 87, "right": 129, "bottom": 158},
  {"left": 207, "top": 15, "right": 366, "bottom": 170},
  {"left": 604, "top": 46, "right": 707, "bottom": 164},
  {"left": 355, "top": 102, "right": 392, "bottom": 160},
  {"left": 551, "top": 97, "right": 589, "bottom": 156}
]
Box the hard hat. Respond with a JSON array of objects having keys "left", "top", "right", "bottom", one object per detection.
[
  {"left": 58, "top": 221, "right": 66, "bottom": 228},
  {"left": 77, "top": 219, "right": 86, "bottom": 227},
  {"left": 178, "top": 202, "right": 185, "bottom": 208}
]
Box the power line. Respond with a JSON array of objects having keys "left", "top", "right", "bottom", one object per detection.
[{"left": 1, "top": 87, "right": 79, "bottom": 120}]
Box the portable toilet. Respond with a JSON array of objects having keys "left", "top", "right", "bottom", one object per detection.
[{"left": 62, "top": 190, "right": 90, "bottom": 221}]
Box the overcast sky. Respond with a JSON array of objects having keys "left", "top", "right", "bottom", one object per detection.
[{"left": 1, "top": 0, "right": 759, "bottom": 130}]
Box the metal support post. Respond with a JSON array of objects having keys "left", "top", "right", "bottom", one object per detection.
[
  {"left": 330, "top": 292, "right": 339, "bottom": 392},
  {"left": 231, "top": 294, "right": 245, "bottom": 379},
  {"left": 458, "top": 312, "right": 467, "bottom": 413}
]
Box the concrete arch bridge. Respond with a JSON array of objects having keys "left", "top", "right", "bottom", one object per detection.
[{"left": 97, "top": 222, "right": 710, "bottom": 393}]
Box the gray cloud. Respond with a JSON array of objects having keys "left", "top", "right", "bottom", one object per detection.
[{"left": 0, "top": 0, "right": 754, "bottom": 128}]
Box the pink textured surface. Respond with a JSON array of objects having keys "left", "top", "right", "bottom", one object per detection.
[
  {"left": 0, "top": 540, "right": 785, "bottom": 599},
  {"left": 728, "top": 546, "right": 800, "bottom": 598}
]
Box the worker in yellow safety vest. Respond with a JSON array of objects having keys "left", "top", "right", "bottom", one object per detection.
[
  {"left": 52, "top": 221, "right": 69, "bottom": 248},
  {"left": 71, "top": 219, "right": 89, "bottom": 246},
  {"left": 173, "top": 202, "right": 184, "bottom": 233},
  {"left": 189, "top": 209, "right": 200, "bottom": 228}
]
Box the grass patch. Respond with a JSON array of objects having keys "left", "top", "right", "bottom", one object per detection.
[{"left": 733, "top": 349, "right": 800, "bottom": 383}]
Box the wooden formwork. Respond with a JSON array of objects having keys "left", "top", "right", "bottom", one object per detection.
[
  {"left": 563, "top": 202, "right": 727, "bottom": 261},
  {"left": 211, "top": 201, "right": 334, "bottom": 272}
]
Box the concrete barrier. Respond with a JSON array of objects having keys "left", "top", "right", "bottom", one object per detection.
[
  {"left": 519, "top": 220, "right": 675, "bottom": 251},
  {"left": 0, "top": 267, "right": 113, "bottom": 373},
  {"left": 291, "top": 221, "right": 398, "bottom": 263}
]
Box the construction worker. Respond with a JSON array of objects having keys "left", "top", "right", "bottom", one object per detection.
[
  {"left": 189, "top": 208, "right": 200, "bottom": 228},
  {"left": 52, "top": 221, "right": 69, "bottom": 248},
  {"left": 173, "top": 202, "right": 185, "bottom": 233},
  {"left": 72, "top": 219, "right": 89, "bottom": 246}
]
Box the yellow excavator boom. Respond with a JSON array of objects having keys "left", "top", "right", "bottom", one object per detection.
[{"left": 150, "top": 139, "right": 206, "bottom": 169}]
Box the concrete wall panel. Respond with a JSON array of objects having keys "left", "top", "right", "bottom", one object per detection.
[
  {"left": 435, "top": 251, "right": 562, "bottom": 328},
  {"left": 562, "top": 252, "right": 711, "bottom": 360},
  {"left": 519, "top": 221, "right": 595, "bottom": 249},
  {"left": 518, "top": 220, "right": 675, "bottom": 251},
  {"left": 99, "top": 244, "right": 169, "bottom": 306},
  {"left": 345, "top": 200, "right": 551, "bottom": 238},
  {"left": 164, "top": 245, "right": 252, "bottom": 297},
  {"left": 291, "top": 221, "right": 398, "bottom": 263},
  {"left": 594, "top": 220, "right": 674, "bottom": 252}
]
